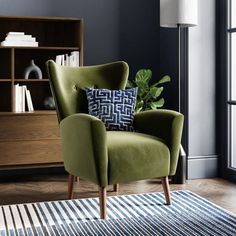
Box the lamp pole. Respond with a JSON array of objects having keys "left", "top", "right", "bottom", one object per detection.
[
  {"left": 160, "top": 0, "right": 197, "bottom": 184},
  {"left": 172, "top": 24, "right": 187, "bottom": 184}
]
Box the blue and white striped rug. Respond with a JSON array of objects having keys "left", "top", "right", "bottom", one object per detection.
[{"left": 1, "top": 190, "right": 236, "bottom": 236}]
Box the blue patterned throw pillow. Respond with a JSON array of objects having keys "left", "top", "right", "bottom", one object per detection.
[{"left": 86, "top": 87, "right": 138, "bottom": 131}]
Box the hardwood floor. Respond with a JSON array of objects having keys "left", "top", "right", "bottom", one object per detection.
[{"left": 0, "top": 175, "right": 236, "bottom": 214}]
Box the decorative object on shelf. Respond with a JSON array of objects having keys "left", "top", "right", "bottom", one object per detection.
[
  {"left": 160, "top": 0, "right": 198, "bottom": 184},
  {"left": 1, "top": 31, "right": 38, "bottom": 47},
  {"left": 126, "top": 69, "right": 171, "bottom": 113},
  {"left": 24, "top": 60, "right": 42, "bottom": 80},
  {"left": 55, "top": 51, "right": 80, "bottom": 67},
  {"left": 44, "top": 96, "right": 55, "bottom": 110},
  {"left": 14, "top": 84, "right": 34, "bottom": 112}
]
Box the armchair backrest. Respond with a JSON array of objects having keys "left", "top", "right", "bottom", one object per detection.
[{"left": 46, "top": 60, "right": 129, "bottom": 122}]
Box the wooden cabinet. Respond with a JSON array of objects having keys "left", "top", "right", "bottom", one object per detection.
[{"left": 0, "top": 16, "right": 83, "bottom": 169}]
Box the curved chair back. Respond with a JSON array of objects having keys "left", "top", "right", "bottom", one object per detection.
[{"left": 46, "top": 60, "right": 129, "bottom": 122}]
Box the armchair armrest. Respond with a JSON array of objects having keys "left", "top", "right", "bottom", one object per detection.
[
  {"left": 133, "top": 109, "right": 184, "bottom": 176},
  {"left": 60, "top": 113, "right": 108, "bottom": 187}
]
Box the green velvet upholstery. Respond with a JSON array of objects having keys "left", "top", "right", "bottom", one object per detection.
[
  {"left": 46, "top": 60, "right": 184, "bottom": 188},
  {"left": 107, "top": 131, "right": 170, "bottom": 185},
  {"left": 134, "top": 110, "right": 184, "bottom": 176}
]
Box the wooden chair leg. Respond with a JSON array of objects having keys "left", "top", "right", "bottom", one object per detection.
[
  {"left": 99, "top": 187, "right": 107, "bottom": 219},
  {"left": 68, "top": 174, "right": 75, "bottom": 199},
  {"left": 75, "top": 176, "right": 79, "bottom": 182},
  {"left": 113, "top": 184, "right": 119, "bottom": 192},
  {"left": 161, "top": 176, "right": 171, "bottom": 205}
]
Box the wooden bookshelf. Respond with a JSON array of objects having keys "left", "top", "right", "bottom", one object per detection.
[{"left": 0, "top": 16, "right": 83, "bottom": 169}]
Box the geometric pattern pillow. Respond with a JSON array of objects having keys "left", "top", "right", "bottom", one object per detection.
[{"left": 85, "top": 87, "right": 138, "bottom": 131}]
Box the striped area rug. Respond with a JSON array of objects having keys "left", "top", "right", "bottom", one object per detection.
[{"left": 1, "top": 190, "right": 236, "bottom": 236}]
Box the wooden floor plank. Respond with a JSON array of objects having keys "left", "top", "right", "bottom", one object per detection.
[{"left": 0, "top": 175, "right": 235, "bottom": 214}]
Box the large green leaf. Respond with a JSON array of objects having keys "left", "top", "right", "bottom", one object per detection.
[
  {"left": 149, "top": 98, "right": 165, "bottom": 109},
  {"left": 152, "top": 75, "right": 171, "bottom": 87},
  {"left": 136, "top": 81, "right": 149, "bottom": 90},
  {"left": 137, "top": 86, "right": 148, "bottom": 99},
  {"left": 135, "top": 69, "right": 152, "bottom": 84},
  {"left": 149, "top": 87, "right": 163, "bottom": 98},
  {"left": 126, "top": 69, "right": 170, "bottom": 112}
]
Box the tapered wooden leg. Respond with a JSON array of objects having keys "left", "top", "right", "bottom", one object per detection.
[
  {"left": 99, "top": 187, "right": 107, "bottom": 219},
  {"left": 113, "top": 184, "right": 119, "bottom": 192},
  {"left": 68, "top": 174, "right": 75, "bottom": 199},
  {"left": 161, "top": 176, "right": 171, "bottom": 205}
]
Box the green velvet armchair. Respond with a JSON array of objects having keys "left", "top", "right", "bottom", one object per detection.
[{"left": 46, "top": 60, "right": 184, "bottom": 219}]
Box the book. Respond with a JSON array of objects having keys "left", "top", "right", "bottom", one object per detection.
[
  {"left": 14, "top": 84, "right": 34, "bottom": 112},
  {"left": 25, "top": 90, "right": 34, "bottom": 111},
  {"left": 55, "top": 55, "right": 62, "bottom": 65},
  {"left": 2, "top": 32, "right": 38, "bottom": 47},
  {"left": 1, "top": 41, "right": 38, "bottom": 47},
  {"left": 14, "top": 84, "right": 19, "bottom": 112},
  {"left": 7, "top": 32, "right": 25, "bottom": 36},
  {"left": 71, "top": 51, "right": 80, "bottom": 67},
  {"left": 5, "top": 36, "right": 36, "bottom": 42},
  {"left": 55, "top": 51, "right": 80, "bottom": 67},
  {"left": 21, "top": 85, "right": 27, "bottom": 112},
  {"left": 19, "top": 86, "right": 24, "bottom": 112}
]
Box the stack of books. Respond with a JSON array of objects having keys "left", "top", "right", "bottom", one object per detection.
[
  {"left": 14, "top": 84, "right": 34, "bottom": 112},
  {"left": 55, "top": 51, "right": 80, "bottom": 67},
  {"left": 1, "top": 32, "right": 38, "bottom": 47}
]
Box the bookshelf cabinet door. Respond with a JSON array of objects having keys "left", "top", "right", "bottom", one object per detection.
[
  {"left": 0, "top": 140, "right": 62, "bottom": 166},
  {"left": 0, "top": 113, "right": 63, "bottom": 168}
]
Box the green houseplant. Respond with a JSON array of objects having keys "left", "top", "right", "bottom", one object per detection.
[{"left": 126, "top": 69, "right": 171, "bottom": 113}]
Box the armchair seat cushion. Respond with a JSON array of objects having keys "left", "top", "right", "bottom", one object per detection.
[{"left": 107, "top": 131, "right": 170, "bottom": 184}]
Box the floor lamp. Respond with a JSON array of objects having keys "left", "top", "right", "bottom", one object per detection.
[{"left": 160, "top": 0, "right": 198, "bottom": 183}]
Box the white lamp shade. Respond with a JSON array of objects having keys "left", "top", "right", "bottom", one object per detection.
[{"left": 160, "top": 0, "right": 198, "bottom": 28}]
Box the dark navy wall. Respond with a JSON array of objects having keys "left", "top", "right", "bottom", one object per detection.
[
  {"left": 0, "top": 0, "right": 52, "bottom": 16},
  {"left": 119, "top": 0, "right": 178, "bottom": 110},
  {"left": 49, "top": 0, "right": 120, "bottom": 65}
]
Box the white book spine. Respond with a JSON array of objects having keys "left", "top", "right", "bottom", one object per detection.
[
  {"left": 68, "top": 55, "right": 74, "bottom": 67},
  {"left": 71, "top": 51, "right": 80, "bottom": 66},
  {"left": 55, "top": 55, "right": 62, "bottom": 65},
  {"left": 22, "top": 85, "right": 27, "bottom": 112},
  {"left": 26, "top": 90, "right": 34, "bottom": 112},
  {"left": 5, "top": 37, "right": 36, "bottom": 42},
  {"left": 55, "top": 51, "right": 80, "bottom": 67},
  {"left": 7, "top": 32, "right": 25, "bottom": 36},
  {"left": 14, "top": 84, "right": 19, "bottom": 112},
  {"left": 1, "top": 41, "right": 38, "bottom": 47},
  {"left": 19, "top": 86, "right": 24, "bottom": 112}
]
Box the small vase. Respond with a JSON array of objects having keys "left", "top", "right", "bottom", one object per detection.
[{"left": 24, "top": 60, "right": 42, "bottom": 79}]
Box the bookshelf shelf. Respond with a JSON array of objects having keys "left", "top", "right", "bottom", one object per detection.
[
  {"left": 0, "top": 110, "right": 56, "bottom": 115},
  {"left": 0, "top": 46, "right": 80, "bottom": 50},
  {"left": 0, "top": 15, "right": 83, "bottom": 169},
  {"left": 14, "top": 79, "right": 49, "bottom": 82}
]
